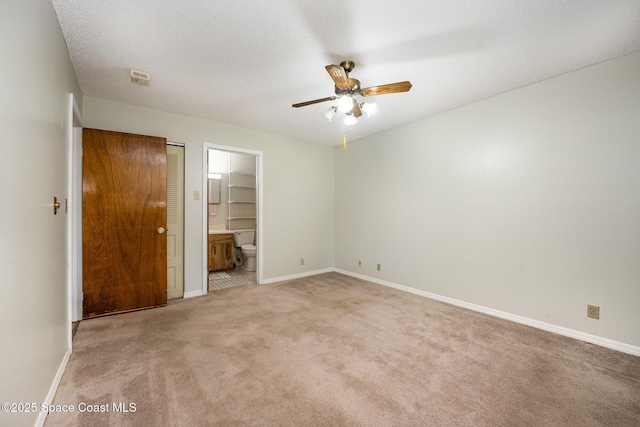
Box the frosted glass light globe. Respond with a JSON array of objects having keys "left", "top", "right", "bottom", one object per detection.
[
  {"left": 344, "top": 114, "right": 357, "bottom": 126},
  {"left": 337, "top": 95, "right": 354, "bottom": 113},
  {"left": 361, "top": 102, "right": 377, "bottom": 117}
]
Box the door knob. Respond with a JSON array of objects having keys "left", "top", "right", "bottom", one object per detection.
[{"left": 157, "top": 227, "right": 165, "bottom": 234}]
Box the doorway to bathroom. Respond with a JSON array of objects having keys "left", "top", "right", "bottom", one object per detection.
[{"left": 202, "top": 144, "right": 263, "bottom": 294}]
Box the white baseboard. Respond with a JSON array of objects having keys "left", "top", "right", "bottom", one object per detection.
[
  {"left": 261, "top": 268, "right": 335, "bottom": 285},
  {"left": 183, "top": 290, "right": 204, "bottom": 299},
  {"left": 34, "top": 347, "right": 72, "bottom": 427},
  {"left": 334, "top": 269, "right": 640, "bottom": 357}
]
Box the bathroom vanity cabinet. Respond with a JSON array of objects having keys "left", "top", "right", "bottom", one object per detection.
[{"left": 208, "top": 233, "right": 234, "bottom": 271}]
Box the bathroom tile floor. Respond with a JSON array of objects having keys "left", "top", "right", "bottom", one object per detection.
[{"left": 208, "top": 267, "right": 256, "bottom": 291}]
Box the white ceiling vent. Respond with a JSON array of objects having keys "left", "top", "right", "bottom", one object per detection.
[{"left": 130, "top": 69, "right": 150, "bottom": 86}]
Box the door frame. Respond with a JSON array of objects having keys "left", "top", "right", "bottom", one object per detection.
[
  {"left": 67, "top": 94, "right": 83, "bottom": 331},
  {"left": 202, "top": 143, "right": 264, "bottom": 295}
]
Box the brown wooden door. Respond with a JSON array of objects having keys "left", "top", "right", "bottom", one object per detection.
[{"left": 82, "top": 128, "right": 167, "bottom": 318}]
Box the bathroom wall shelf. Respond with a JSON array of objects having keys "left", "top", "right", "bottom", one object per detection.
[{"left": 228, "top": 171, "right": 256, "bottom": 230}]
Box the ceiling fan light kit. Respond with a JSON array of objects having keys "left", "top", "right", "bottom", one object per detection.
[{"left": 293, "top": 60, "right": 412, "bottom": 128}]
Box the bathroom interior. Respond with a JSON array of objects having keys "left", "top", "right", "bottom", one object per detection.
[{"left": 207, "top": 149, "right": 257, "bottom": 290}]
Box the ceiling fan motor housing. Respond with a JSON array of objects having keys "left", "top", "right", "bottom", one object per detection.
[{"left": 335, "top": 78, "right": 362, "bottom": 96}]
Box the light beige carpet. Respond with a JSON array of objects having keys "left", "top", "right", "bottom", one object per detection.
[{"left": 45, "top": 273, "right": 640, "bottom": 426}]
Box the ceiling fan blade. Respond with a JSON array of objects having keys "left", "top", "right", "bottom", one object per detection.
[
  {"left": 352, "top": 100, "right": 362, "bottom": 118},
  {"left": 292, "top": 96, "right": 337, "bottom": 108},
  {"left": 362, "top": 81, "right": 412, "bottom": 97},
  {"left": 325, "top": 64, "right": 351, "bottom": 90}
]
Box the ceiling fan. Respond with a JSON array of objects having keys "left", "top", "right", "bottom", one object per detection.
[{"left": 292, "top": 60, "right": 412, "bottom": 121}]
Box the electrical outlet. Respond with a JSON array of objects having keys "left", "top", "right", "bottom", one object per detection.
[
  {"left": 377, "top": 263, "right": 381, "bottom": 271},
  {"left": 194, "top": 190, "right": 200, "bottom": 200},
  {"left": 358, "top": 259, "right": 362, "bottom": 267},
  {"left": 587, "top": 305, "right": 600, "bottom": 319},
  {"left": 300, "top": 258, "right": 304, "bottom": 266}
]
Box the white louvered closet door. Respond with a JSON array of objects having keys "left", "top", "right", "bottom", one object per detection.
[{"left": 166, "top": 145, "right": 185, "bottom": 299}]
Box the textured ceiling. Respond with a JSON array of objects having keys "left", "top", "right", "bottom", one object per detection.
[{"left": 52, "top": 0, "right": 640, "bottom": 146}]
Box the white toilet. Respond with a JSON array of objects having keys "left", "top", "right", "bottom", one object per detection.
[{"left": 233, "top": 229, "right": 257, "bottom": 272}]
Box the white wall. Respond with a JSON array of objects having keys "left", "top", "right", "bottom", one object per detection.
[
  {"left": 0, "top": 1, "right": 83, "bottom": 426},
  {"left": 82, "top": 97, "right": 334, "bottom": 291},
  {"left": 335, "top": 52, "right": 640, "bottom": 347}
]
